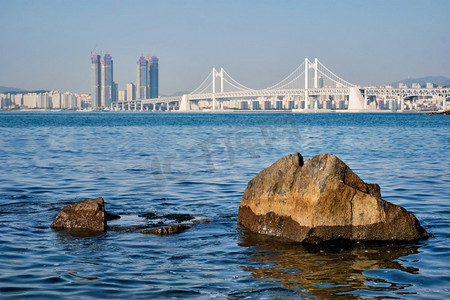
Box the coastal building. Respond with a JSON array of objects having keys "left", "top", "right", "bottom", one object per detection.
[
  {"left": 101, "top": 53, "right": 114, "bottom": 108},
  {"left": 50, "top": 92, "right": 61, "bottom": 109},
  {"left": 240, "top": 101, "right": 249, "bottom": 110},
  {"left": 0, "top": 94, "right": 14, "bottom": 109},
  {"left": 23, "top": 93, "right": 37, "bottom": 108},
  {"left": 149, "top": 56, "right": 159, "bottom": 98},
  {"left": 318, "top": 76, "right": 324, "bottom": 88},
  {"left": 275, "top": 100, "right": 282, "bottom": 110},
  {"left": 0, "top": 90, "right": 105, "bottom": 110},
  {"left": 113, "top": 82, "right": 118, "bottom": 103},
  {"left": 13, "top": 94, "right": 22, "bottom": 106},
  {"left": 392, "top": 99, "right": 398, "bottom": 110},
  {"left": 126, "top": 82, "right": 136, "bottom": 101},
  {"left": 90, "top": 53, "right": 101, "bottom": 108},
  {"left": 118, "top": 90, "right": 126, "bottom": 101},
  {"left": 63, "top": 92, "right": 76, "bottom": 109},
  {"left": 137, "top": 56, "right": 148, "bottom": 99}
]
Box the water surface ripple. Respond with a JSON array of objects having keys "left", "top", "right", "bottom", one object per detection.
[{"left": 0, "top": 112, "right": 449, "bottom": 299}]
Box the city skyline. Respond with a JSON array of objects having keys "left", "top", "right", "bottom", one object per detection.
[
  {"left": 1, "top": 0, "right": 449, "bottom": 95},
  {"left": 2, "top": 57, "right": 447, "bottom": 111}
]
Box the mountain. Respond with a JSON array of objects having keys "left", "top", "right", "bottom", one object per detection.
[
  {"left": 390, "top": 76, "right": 450, "bottom": 88},
  {"left": 0, "top": 86, "right": 28, "bottom": 94}
]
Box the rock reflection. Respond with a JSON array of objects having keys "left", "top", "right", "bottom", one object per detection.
[
  {"left": 54, "top": 230, "right": 107, "bottom": 255},
  {"left": 54, "top": 231, "right": 107, "bottom": 284},
  {"left": 238, "top": 229, "right": 420, "bottom": 298}
]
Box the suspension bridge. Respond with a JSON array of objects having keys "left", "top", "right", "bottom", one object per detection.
[{"left": 114, "top": 58, "right": 450, "bottom": 112}]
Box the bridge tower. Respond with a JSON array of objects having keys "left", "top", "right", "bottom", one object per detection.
[
  {"left": 303, "top": 58, "right": 319, "bottom": 110},
  {"left": 313, "top": 58, "right": 318, "bottom": 89},
  {"left": 211, "top": 67, "right": 224, "bottom": 111},
  {"left": 220, "top": 68, "right": 224, "bottom": 93},
  {"left": 304, "top": 58, "right": 309, "bottom": 109},
  {"left": 212, "top": 68, "right": 216, "bottom": 110},
  {"left": 219, "top": 68, "right": 224, "bottom": 110}
]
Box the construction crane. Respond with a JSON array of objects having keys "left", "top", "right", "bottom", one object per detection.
[
  {"left": 90, "top": 45, "right": 98, "bottom": 55},
  {"left": 146, "top": 47, "right": 155, "bottom": 61}
]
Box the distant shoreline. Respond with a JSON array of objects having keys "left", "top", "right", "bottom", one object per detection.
[{"left": 0, "top": 109, "right": 437, "bottom": 114}]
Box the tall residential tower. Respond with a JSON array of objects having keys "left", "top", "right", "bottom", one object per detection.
[
  {"left": 90, "top": 53, "right": 101, "bottom": 108},
  {"left": 101, "top": 53, "right": 114, "bottom": 108},
  {"left": 136, "top": 56, "right": 148, "bottom": 99},
  {"left": 149, "top": 56, "right": 159, "bottom": 99}
]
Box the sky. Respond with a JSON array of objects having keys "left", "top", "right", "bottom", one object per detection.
[{"left": 0, "top": 0, "right": 449, "bottom": 95}]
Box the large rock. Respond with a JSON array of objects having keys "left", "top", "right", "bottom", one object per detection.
[
  {"left": 238, "top": 153, "right": 429, "bottom": 244},
  {"left": 51, "top": 197, "right": 106, "bottom": 232}
]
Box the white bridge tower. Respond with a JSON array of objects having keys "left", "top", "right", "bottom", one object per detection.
[{"left": 211, "top": 67, "right": 224, "bottom": 111}]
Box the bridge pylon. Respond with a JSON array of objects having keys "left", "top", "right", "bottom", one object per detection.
[
  {"left": 212, "top": 68, "right": 216, "bottom": 110},
  {"left": 313, "top": 58, "right": 318, "bottom": 89},
  {"left": 211, "top": 67, "right": 224, "bottom": 111},
  {"left": 303, "top": 58, "right": 320, "bottom": 110},
  {"left": 304, "top": 58, "right": 309, "bottom": 109}
]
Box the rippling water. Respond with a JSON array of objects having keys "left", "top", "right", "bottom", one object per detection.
[{"left": 0, "top": 112, "right": 449, "bottom": 299}]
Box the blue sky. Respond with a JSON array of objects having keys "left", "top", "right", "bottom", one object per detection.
[{"left": 0, "top": 0, "right": 449, "bottom": 94}]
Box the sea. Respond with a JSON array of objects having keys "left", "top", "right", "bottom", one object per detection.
[{"left": 0, "top": 111, "right": 449, "bottom": 299}]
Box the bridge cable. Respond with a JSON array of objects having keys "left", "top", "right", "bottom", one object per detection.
[
  {"left": 316, "top": 60, "right": 355, "bottom": 87},
  {"left": 222, "top": 69, "right": 255, "bottom": 91},
  {"left": 190, "top": 70, "right": 213, "bottom": 95},
  {"left": 263, "top": 61, "right": 305, "bottom": 90}
]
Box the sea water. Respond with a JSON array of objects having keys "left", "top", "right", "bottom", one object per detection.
[{"left": 0, "top": 112, "right": 449, "bottom": 298}]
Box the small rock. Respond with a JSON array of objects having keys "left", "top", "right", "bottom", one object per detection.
[
  {"left": 141, "top": 224, "right": 190, "bottom": 235},
  {"left": 162, "top": 213, "right": 194, "bottom": 222},
  {"left": 105, "top": 212, "right": 121, "bottom": 221},
  {"left": 238, "top": 153, "right": 429, "bottom": 244},
  {"left": 51, "top": 197, "right": 106, "bottom": 232},
  {"left": 424, "top": 109, "right": 450, "bottom": 115},
  {"left": 107, "top": 225, "right": 147, "bottom": 232}
]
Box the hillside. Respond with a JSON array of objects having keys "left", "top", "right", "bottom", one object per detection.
[
  {"left": 390, "top": 76, "right": 450, "bottom": 88},
  {"left": 0, "top": 86, "right": 28, "bottom": 93}
]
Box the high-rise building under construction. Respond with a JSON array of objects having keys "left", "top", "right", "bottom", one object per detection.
[
  {"left": 149, "top": 56, "right": 159, "bottom": 99},
  {"left": 90, "top": 53, "right": 101, "bottom": 108},
  {"left": 101, "top": 53, "right": 114, "bottom": 107},
  {"left": 136, "top": 56, "right": 148, "bottom": 100}
]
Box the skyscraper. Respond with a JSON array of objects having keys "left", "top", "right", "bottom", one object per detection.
[
  {"left": 101, "top": 53, "right": 114, "bottom": 108},
  {"left": 90, "top": 53, "right": 101, "bottom": 108},
  {"left": 149, "top": 56, "right": 159, "bottom": 99},
  {"left": 113, "top": 82, "right": 118, "bottom": 102},
  {"left": 137, "top": 56, "right": 148, "bottom": 99}
]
